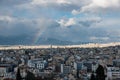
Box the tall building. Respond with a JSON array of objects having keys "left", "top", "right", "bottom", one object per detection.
[{"left": 61, "top": 64, "right": 71, "bottom": 74}]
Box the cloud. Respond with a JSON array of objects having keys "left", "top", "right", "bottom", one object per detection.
[
  {"left": 72, "top": 10, "right": 80, "bottom": 15},
  {"left": 0, "top": 15, "right": 119, "bottom": 42},
  {"left": 31, "top": 0, "right": 71, "bottom": 5},
  {"left": 79, "top": 16, "right": 101, "bottom": 27},
  {"left": 0, "top": 0, "right": 119, "bottom": 43},
  {"left": 18, "top": 0, "right": 90, "bottom": 13},
  {"left": 0, "top": 16, "right": 59, "bottom": 36},
  {"left": 0, "top": 0, "right": 33, "bottom": 16},
  {"left": 57, "top": 16, "right": 101, "bottom": 28},
  {"left": 57, "top": 18, "right": 76, "bottom": 27},
  {"left": 0, "top": 0, "right": 32, "bottom": 6},
  {"left": 88, "top": 17, "right": 120, "bottom": 42},
  {"left": 19, "top": 0, "right": 72, "bottom": 10},
  {"left": 90, "top": 36, "right": 110, "bottom": 41},
  {"left": 92, "top": 18, "right": 120, "bottom": 29},
  {"left": 72, "top": 0, "right": 120, "bottom": 14},
  {"left": 54, "top": 16, "right": 107, "bottom": 42},
  {"left": 0, "top": 16, "right": 14, "bottom": 22},
  {"left": 82, "top": 0, "right": 120, "bottom": 13}
]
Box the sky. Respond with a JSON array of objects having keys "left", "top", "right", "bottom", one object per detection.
[{"left": 0, "top": 0, "right": 120, "bottom": 43}]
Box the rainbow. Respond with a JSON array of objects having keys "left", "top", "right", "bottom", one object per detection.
[{"left": 32, "top": 30, "right": 43, "bottom": 44}]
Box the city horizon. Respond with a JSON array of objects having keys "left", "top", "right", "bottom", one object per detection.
[{"left": 0, "top": 42, "right": 120, "bottom": 50}]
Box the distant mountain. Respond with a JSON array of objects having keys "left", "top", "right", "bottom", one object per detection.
[
  {"left": 36, "top": 37, "right": 74, "bottom": 45},
  {"left": 0, "top": 35, "right": 32, "bottom": 45},
  {"left": 0, "top": 35, "right": 89, "bottom": 45}
]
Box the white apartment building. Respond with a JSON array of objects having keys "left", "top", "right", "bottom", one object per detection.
[
  {"left": 107, "top": 66, "right": 120, "bottom": 80},
  {"left": 28, "top": 58, "right": 47, "bottom": 70}
]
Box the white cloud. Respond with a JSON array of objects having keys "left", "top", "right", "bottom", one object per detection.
[
  {"left": 82, "top": 0, "right": 120, "bottom": 12},
  {"left": 72, "top": 9, "right": 80, "bottom": 15},
  {"left": 93, "top": 0, "right": 120, "bottom": 8},
  {"left": 90, "top": 36, "right": 110, "bottom": 41},
  {"left": 57, "top": 16, "right": 101, "bottom": 28},
  {"left": 0, "top": 16, "right": 14, "bottom": 22},
  {"left": 58, "top": 18, "right": 76, "bottom": 27},
  {"left": 72, "top": 0, "right": 120, "bottom": 14},
  {"left": 18, "top": 0, "right": 91, "bottom": 13},
  {"left": 30, "top": 0, "right": 89, "bottom": 6},
  {"left": 56, "top": 0, "right": 71, "bottom": 4},
  {"left": 30, "top": 0, "right": 71, "bottom": 6}
]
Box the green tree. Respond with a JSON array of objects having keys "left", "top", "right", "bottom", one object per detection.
[
  {"left": 90, "top": 72, "right": 96, "bottom": 80},
  {"left": 16, "top": 68, "right": 22, "bottom": 80},
  {"left": 96, "top": 65, "right": 106, "bottom": 80},
  {"left": 25, "top": 71, "right": 35, "bottom": 80}
]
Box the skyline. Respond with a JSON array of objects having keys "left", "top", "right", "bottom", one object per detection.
[
  {"left": 0, "top": 42, "right": 120, "bottom": 50},
  {"left": 0, "top": 0, "right": 120, "bottom": 44}
]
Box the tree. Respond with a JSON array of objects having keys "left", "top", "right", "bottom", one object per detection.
[
  {"left": 96, "top": 65, "right": 106, "bottom": 80},
  {"left": 25, "top": 71, "right": 36, "bottom": 80},
  {"left": 90, "top": 72, "right": 96, "bottom": 80},
  {"left": 16, "top": 68, "right": 22, "bottom": 80}
]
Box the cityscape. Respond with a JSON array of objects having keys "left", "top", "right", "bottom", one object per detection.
[
  {"left": 0, "top": 43, "right": 120, "bottom": 80},
  {"left": 0, "top": 0, "right": 120, "bottom": 80}
]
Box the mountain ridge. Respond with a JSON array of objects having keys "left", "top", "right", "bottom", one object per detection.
[{"left": 0, "top": 35, "right": 90, "bottom": 45}]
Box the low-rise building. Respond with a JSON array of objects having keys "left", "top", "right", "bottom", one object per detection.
[{"left": 28, "top": 58, "right": 47, "bottom": 70}]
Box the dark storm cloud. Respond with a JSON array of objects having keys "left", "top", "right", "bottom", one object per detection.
[
  {"left": 0, "top": 16, "right": 59, "bottom": 36},
  {"left": 0, "top": 0, "right": 119, "bottom": 43}
]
